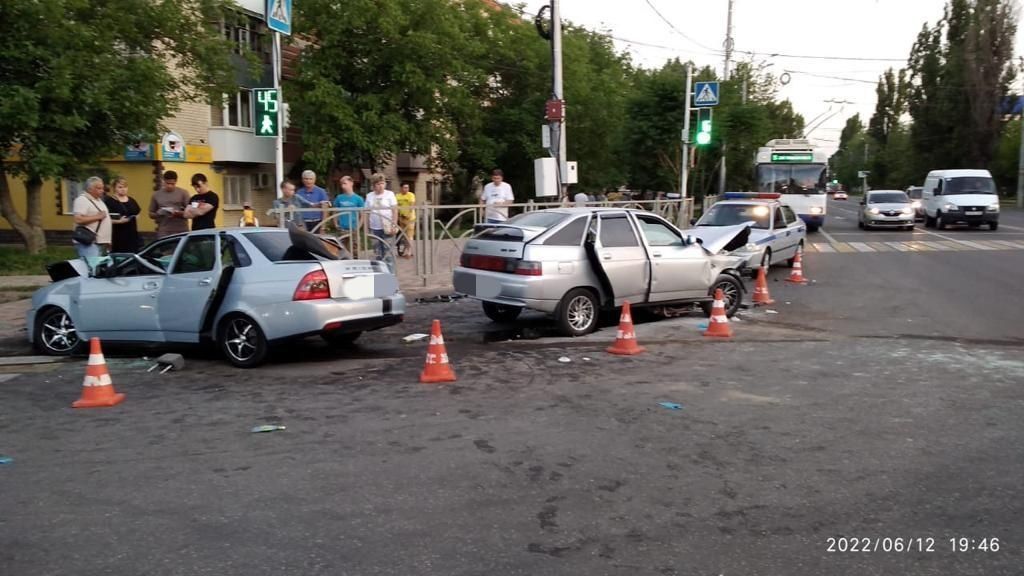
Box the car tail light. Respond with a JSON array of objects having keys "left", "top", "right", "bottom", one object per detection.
[
  {"left": 461, "top": 254, "right": 508, "bottom": 272},
  {"left": 294, "top": 269, "right": 331, "bottom": 301},
  {"left": 514, "top": 260, "right": 542, "bottom": 276}
]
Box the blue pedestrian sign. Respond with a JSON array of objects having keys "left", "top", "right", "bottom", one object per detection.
[
  {"left": 266, "top": 0, "right": 292, "bottom": 36},
  {"left": 693, "top": 81, "right": 720, "bottom": 107}
]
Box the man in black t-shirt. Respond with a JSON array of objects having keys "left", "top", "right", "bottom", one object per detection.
[{"left": 186, "top": 173, "right": 219, "bottom": 230}]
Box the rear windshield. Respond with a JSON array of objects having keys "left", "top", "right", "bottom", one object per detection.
[
  {"left": 946, "top": 177, "right": 996, "bottom": 195},
  {"left": 243, "top": 231, "right": 335, "bottom": 262},
  {"left": 505, "top": 211, "right": 571, "bottom": 229},
  {"left": 868, "top": 192, "right": 909, "bottom": 204}
]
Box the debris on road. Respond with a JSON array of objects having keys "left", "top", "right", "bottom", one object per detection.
[
  {"left": 414, "top": 294, "right": 465, "bottom": 304},
  {"left": 658, "top": 402, "right": 683, "bottom": 410},
  {"left": 251, "top": 425, "right": 286, "bottom": 433},
  {"left": 558, "top": 356, "right": 572, "bottom": 363},
  {"left": 402, "top": 333, "right": 429, "bottom": 343},
  {"left": 147, "top": 353, "right": 185, "bottom": 374},
  {"left": 697, "top": 322, "right": 709, "bottom": 330},
  {"left": 582, "top": 357, "right": 591, "bottom": 362},
  {"left": 765, "top": 310, "right": 779, "bottom": 315}
]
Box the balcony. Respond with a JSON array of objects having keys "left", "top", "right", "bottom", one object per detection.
[
  {"left": 396, "top": 152, "right": 429, "bottom": 173},
  {"left": 209, "top": 127, "right": 274, "bottom": 164}
]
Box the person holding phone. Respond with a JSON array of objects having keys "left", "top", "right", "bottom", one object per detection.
[
  {"left": 149, "top": 170, "right": 189, "bottom": 238},
  {"left": 185, "top": 173, "right": 220, "bottom": 231},
  {"left": 103, "top": 176, "right": 142, "bottom": 253}
]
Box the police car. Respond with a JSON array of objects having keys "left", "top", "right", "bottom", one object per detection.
[{"left": 694, "top": 193, "right": 807, "bottom": 272}]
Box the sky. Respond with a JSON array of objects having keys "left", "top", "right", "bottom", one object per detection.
[{"left": 522, "top": 0, "right": 1024, "bottom": 156}]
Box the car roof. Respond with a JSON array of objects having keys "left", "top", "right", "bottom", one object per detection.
[
  {"left": 928, "top": 169, "right": 992, "bottom": 178},
  {"left": 867, "top": 190, "right": 906, "bottom": 195}
]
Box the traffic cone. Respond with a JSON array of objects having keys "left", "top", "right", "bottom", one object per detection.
[
  {"left": 72, "top": 338, "right": 125, "bottom": 408},
  {"left": 703, "top": 289, "right": 734, "bottom": 338},
  {"left": 607, "top": 301, "right": 645, "bottom": 355},
  {"left": 420, "top": 319, "right": 456, "bottom": 383},
  {"left": 785, "top": 248, "right": 809, "bottom": 285},
  {"left": 752, "top": 266, "right": 775, "bottom": 305}
]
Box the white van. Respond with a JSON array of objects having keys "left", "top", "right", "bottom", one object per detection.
[{"left": 921, "top": 169, "right": 1000, "bottom": 231}]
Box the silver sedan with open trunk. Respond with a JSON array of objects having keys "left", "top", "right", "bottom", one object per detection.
[{"left": 452, "top": 208, "right": 749, "bottom": 336}]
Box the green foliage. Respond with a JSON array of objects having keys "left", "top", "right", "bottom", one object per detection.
[{"left": 0, "top": 246, "right": 76, "bottom": 276}]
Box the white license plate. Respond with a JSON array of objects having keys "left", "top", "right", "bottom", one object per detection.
[{"left": 965, "top": 211, "right": 982, "bottom": 216}]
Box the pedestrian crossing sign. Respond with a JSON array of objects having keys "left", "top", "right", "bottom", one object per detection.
[
  {"left": 693, "top": 81, "right": 720, "bottom": 107},
  {"left": 266, "top": 0, "right": 292, "bottom": 36}
]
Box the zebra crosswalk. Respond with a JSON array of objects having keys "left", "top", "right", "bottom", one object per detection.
[{"left": 805, "top": 239, "right": 1024, "bottom": 254}]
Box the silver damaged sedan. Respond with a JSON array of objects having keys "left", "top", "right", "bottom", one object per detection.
[
  {"left": 453, "top": 208, "right": 749, "bottom": 336},
  {"left": 28, "top": 225, "right": 404, "bottom": 367}
]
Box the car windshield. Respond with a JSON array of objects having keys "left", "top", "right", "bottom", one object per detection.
[
  {"left": 869, "top": 192, "right": 909, "bottom": 204},
  {"left": 505, "top": 211, "right": 570, "bottom": 229},
  {"left": 700, "top": 204, "right": 770, "bottom": 229},
  {"left": 756, "top": 164, "right": 827, "bottom": 195},
  {"left": 945, "top": 177, "right": 996, "bottom": 195},
  {"left": 906, "top": 187, "right": 923, "bottom": 199}
]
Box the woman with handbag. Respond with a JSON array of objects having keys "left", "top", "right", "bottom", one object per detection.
[
  {"left": 103, "top": 177, "right": 142, "bottom": 253},
  {"left": 72, "top": 176, "right": 112, "bottom": 260},
  {"left": 364, "top": 173, "right": 398, "bottom": 273}
]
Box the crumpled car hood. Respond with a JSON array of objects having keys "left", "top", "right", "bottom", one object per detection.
[{"left": 688, "top": 223, "right": 752, "bottom": 255}]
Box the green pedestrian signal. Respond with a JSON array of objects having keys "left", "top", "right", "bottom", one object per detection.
[
  {"left": 253, "top": 88, "right": 279, "bottom": 138},
  {"left": 695, "top": 119, "right": 712, "bottom": 146}
]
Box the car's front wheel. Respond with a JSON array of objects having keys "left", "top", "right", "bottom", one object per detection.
[
  {"left": 700, "top": 274, "right": 743, "bottom": 318},
  {"left": 482, "top": 301, "right": 523, "bottom": 323},
  {"left": 34, "top": 306, "right": 85, "bottom": 356},
  {"left": 936, "top": 211, "right": 947, "bottom": 230},
  {"left": 556, "top": 288, "right": 599, "bottom": 337},
  {"left": 924, "top": 213, "right": 936, "bottom": 227},
  {"left": 760, "top": 248, "right": 772, "bottom": 269},
  {"left": 219, "top": 314, "right": 269, "bottom": 368}
]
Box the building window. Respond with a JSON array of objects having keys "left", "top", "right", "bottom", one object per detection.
[
  {"left": 215, "top": 90, "right": 252, "bottom": 129},
  {"left": 62, "top": 179, "right": 88, "bottom": 215},
  {"left": 222, "top": 14, "right": 268, "bottom": 61},
  {"left": 223, "top": 175, "right": 251, "bottom": 209}
]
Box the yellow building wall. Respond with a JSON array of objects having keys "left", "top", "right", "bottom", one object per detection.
[{"left": 1, "top": 159, "right": 227, "bottom": 234}]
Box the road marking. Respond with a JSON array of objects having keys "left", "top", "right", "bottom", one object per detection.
[
  {"left": 813, "top": 242, "right": 835, "bottom": 253},
  {"left": 932, "top": 241, "right": 967, "bottom": 251},
  {"left": 886, "top": 242, "right": 912, "bottom": 252},
  {"left": 973, "top": 240, "right": 1013, "bottom": 249},
  {"left": 869, "top": 242, "right": 893, "bottom": 252},
  {"left": 848, "top": 242, "right": 876, "bottom": 253},
  {"left": 915, "top": 228, "right": 962, "bottom": 242},
  {"left": 954, "top": 239, "right": 996, "bottom": 250},
  {"left": 996, "top": 223, "right": 1024, "bottom": 231}
]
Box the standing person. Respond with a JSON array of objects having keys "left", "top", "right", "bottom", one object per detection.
[
  {"left": 297, "top": 170, "right": 329, "bottom": 231},
  {"left": 103, "top": 176, "right": 141, "bottom": 253},
  {"left": 148, "top": 170, "right": 190, "bottom": 238},
  {"left": 185, "top": 173, "right": 219, "bottom": 231},
  {"left": 273, "top": 180, "right": 316, "bottom": 228},
  {"left": 72, "top": 176, "right": 112, "bottom": 260},
  {"left": 573, "top": 190, "right": 589, "bottom": 207},
  {"left": 239, "top": 202, "right": 260, "bottom": 227},
  {"left": 395, "top": 183, "right": 416, "bottom": 258},
  {"left": 332, "top": 176, "right": 364, "bottom": 256},
  {"left": 480, "top": 168, "right": 514, "bottom": 224},
  {"left": 364, "top": 173, "right": 398, "bottom": 271}
]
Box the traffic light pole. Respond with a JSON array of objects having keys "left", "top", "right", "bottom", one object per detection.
[
  {"left": 681, "top": 64, "right": 692, "bottom": 201},
  {"left": 273, "top": 31, "right": 284, "bottom": 198}
]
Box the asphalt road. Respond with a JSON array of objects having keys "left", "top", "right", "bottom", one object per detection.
[{"left": 2, "top": 202, "right": 1023, "bottom": 576}]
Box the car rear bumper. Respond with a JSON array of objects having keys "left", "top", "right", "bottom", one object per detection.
[
  {"left": 452, "top": 268, "right": 561, "bottom": 313},
  {"left": 250, "top": 294, "right": 407, "bottom": 341}
]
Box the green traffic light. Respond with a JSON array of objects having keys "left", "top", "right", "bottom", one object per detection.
[{"left": 696, "top": 131, "right": 711, "bottom": 145}]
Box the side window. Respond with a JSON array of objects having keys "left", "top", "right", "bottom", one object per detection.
[
  {"left": 221, "top": 235, "right": 252, "bottom": 268},
  {"left": 935, "top": 180, "right": 943, "bottom": 196},
  {"left": 636, "top": 216, "right": 683, "bottom": 247},
  {"left": 773, "top": 208, "right": 786, "bottom": 229},
  {"left": 172, "top": 236, "right": 218, "bottom": 274},
  {"left": 139, "top": 238, "right": 182, "bottom": 272},
  {"left": 781, "top": 206, "right": 798, "bottom": 225},
  {"left": 598, "top": 215, "right": 639, "bottom": 248},
  {"left": 542, "top": 216, "right": 589, "bottom": 246}
]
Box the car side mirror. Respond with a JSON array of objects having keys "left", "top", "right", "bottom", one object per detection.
[{"left": 689, "top": 218, "right": 697, "bottom": 226}]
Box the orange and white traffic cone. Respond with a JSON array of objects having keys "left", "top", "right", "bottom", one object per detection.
[
  {"left": 607, "top": 301, "right": 645, "bottom": 355},
  {"left": 785, "top": 248, "right": 809, "bottom": 285},
  {"left": 752, "top": 265, "right": 775, "bottom": 306},
  {"left": 703, "top": 289, "right": 734, "bottom": 338},
  {"left": 72, "top": 338, "right": 125, "bottom": 408},
  {"left": 420, "top": 319, "right": 456, "bottom": 383}
]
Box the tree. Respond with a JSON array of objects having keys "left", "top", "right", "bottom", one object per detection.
[
  {"left": 0, "top": 0, "right": 237, "bottom": 253},
  {"left": 868, "top": 69, "right": 909, "bottom": 186}
]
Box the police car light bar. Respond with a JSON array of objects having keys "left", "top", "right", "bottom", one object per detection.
[{"left": 723, "top": 192, "right": 781, "bottom": 200}]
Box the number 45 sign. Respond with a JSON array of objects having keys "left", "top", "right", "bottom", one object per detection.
[{"left": 253, "top": 88, "right": 279, "bottom": 138}]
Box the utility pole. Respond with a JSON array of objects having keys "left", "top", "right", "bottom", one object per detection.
[
  {"left": 681, "top": 64, "right": 693, "bottom": 200},
  {"left": 1017, "top": 60, "right": 1024, "bottom": 208},
  {"left": 551, "top": 0, "right": 568, "bottom": 201},
  {"left": 273, "top": 32, "right": 284, "bottom": 197},
  {"left": 719, "top": 0, "right": 734, "bottom": 196}
]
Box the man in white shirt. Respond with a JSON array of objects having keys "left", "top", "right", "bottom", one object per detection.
[
  {"left": 573, "top": 191, "right": 589, "bottom": 207},
  {"left": 480, "top": 169, "right": 514, "bottom": 224},
  {"left": 365, "top": 173, "right": 399, "bottom": 272},
  {"left": 72, "top": 176, "right": 112, "bottom": 260}
]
